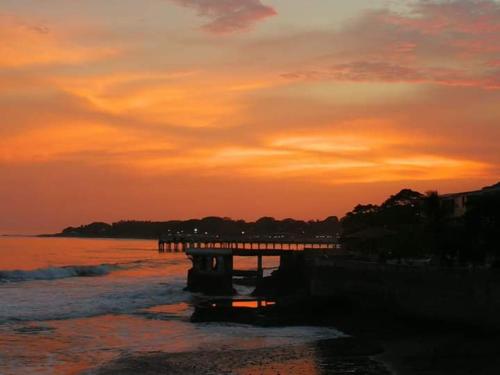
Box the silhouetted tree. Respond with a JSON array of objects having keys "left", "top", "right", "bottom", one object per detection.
[{"left": 341, "top": 189, "right": 426, "bottom": 258}]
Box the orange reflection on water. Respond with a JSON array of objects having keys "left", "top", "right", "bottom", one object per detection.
[
  {"left": 0, "top": 236, "right": 174, "bottom": 271},
  {"left": 231, "top": 300, "right": 276, "bottom": 308}
]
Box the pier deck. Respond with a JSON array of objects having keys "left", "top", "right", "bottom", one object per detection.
[{"left": 158, "top": 234, "right": 339, "bottom": 253}]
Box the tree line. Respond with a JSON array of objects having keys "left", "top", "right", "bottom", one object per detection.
[
  {"left": 56, "top": 183, "right": 500, "bottom": 265},
  {"left": 58, "top": 216, "right": 341, "bottom": 239}
]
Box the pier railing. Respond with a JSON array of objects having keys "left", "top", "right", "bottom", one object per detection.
[{"left": 158, "top": 234, "right": 339, "bottom": 253}]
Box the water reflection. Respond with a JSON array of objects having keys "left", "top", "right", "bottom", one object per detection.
[{"left": 191, "top": 298, "right": 277, "bottom": 324}]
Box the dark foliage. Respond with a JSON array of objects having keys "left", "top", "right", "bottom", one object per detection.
[
  {"left": 60, "top": 216, "right": 341, "bottom": 239},
  {"left": 341, "top": 186, "right": 500, "bottom": 266},
  {"left": 341, "top": 189, "right": 426, "bottom": 258}
]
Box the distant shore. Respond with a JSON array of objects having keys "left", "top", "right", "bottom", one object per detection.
[
  {"left": 37, "top": 233, "right": 158, "bottom": 240},
  {"left": 46, "top": 217, "right": 341, "bottom": 243},
  {"left": 2, "top": 233, "right": 156, "bottom": 240}
]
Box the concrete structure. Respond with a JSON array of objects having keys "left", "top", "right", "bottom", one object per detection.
[
  {"left": 309, "top": 257, "right": 500, "bottom": 330},
  {"left": 179, "top": 238, "right": 340, "bottom": 295},
  {"left": 186, "top": 248, "right": 235, "bottom": 295},
  {"left": 185, "top": 247, "right": 308, "bottom": 295}
]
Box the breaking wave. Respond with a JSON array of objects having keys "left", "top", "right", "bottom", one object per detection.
[
  {"left": 0, "top": 277, "right": 188, "bottom": 323},
  {"left": 0, "top": 263, "right": 122, "bottom": 283}
]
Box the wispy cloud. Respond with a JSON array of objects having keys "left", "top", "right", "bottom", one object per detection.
[
  {"left": 282, "top": 0, "right": 500, "bottom": 89},
  {"left": 0, "top": 14, "right": 118, "bottom": 68},
  {"left": 169, "top": 0, "right": 277, "bottom": 34}
]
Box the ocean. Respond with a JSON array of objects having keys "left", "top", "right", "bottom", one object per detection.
[{"left": 0, "top": 237, "right": 342, "bottom": 374}]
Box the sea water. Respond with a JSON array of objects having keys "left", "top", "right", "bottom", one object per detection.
[{"left": 0, "top": 237, "right": 341, "bottom": 374}]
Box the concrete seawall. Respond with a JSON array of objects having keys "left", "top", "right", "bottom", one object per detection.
[{"left": 307, "top": 257, "right": 500, "bottom": 330}]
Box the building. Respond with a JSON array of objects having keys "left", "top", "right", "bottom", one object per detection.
[{"left": 441, "top": 182, "right": 500, "bottom": 218}]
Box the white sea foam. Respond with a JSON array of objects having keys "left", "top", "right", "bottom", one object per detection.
[
  {"left": 0, "top": 259, "right": 177, "bottom": 283},
  {"left": 0, "top": 275, "right": 188, "bottom": 323},
  {"left": 0, "top": 264, "right": 115, "bottom": 282},
  {"left": 0, "top": 257, "right": 190, "bottom": 323}
]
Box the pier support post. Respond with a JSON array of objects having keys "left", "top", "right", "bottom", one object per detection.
[{"left": 257, "top": 255, "right": 263, "bottom": 279}]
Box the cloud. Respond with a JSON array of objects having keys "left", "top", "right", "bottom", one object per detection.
[
  {"left": 169, "top": 0, "right": 277, "bottom": 34},
  {"left": 282, "top": 62, "right": 500, "bottom": 89},
  {"left": 281, "top": 0, "right": 500, "bottom": 89},
  {"left": 0, "top": 13, "right": 118, "bottom": 68}
]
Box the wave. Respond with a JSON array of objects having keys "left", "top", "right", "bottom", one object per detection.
[
  {"left": 0, "top": 264, "right": 120, "bottom": 283},
  {"left": 0, "top": 257, "right": 187, "bottom": 283},
  {"left": 0, "top": 276, "right": 188, "bottom": 324}
]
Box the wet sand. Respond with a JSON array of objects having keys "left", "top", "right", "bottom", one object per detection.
[
  {"left": 86, "top": 324, "right": 500, "bottom": 375},
  {"left": 86, "top": 298, "right": 500, "bottom": 375},
  {"left": 88, "top": 338, "right": 390, "bottom": 375},
  {"left": 322, "top": 306, "right": 500, "bottom": 375}
]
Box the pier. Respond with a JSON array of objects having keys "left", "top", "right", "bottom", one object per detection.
[
  {"left": 158, "top": 235, "right": 339, "bottom": 253},
  {"left": 158, "top": 235, "right": 340, "bottom": 295}
]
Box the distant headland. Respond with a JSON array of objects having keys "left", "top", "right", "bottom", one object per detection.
[
  {"left": 41, "top": 216, "right": 342, "bottom": 240},
  {"left": 43, "top": 182, "right": 500, "bottom": 264}
]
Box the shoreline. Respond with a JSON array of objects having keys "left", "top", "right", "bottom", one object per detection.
[
  {"left": 86, "top": 293, "right": 500, "bottom": 375},
  {"left": 2, "top": 234, "right": 158, "bottom": 241},
  {"left": 87, "top": 322, "right": 500, "bottom": 375}
]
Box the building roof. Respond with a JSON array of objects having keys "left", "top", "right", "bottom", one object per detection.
[{"left": 440, "top": 182, "right": 500, "bottom": 199}]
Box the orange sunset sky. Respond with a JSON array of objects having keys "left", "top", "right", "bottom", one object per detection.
[{"left": 1, "top": 0, "right": 499, "bottom": 234}]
